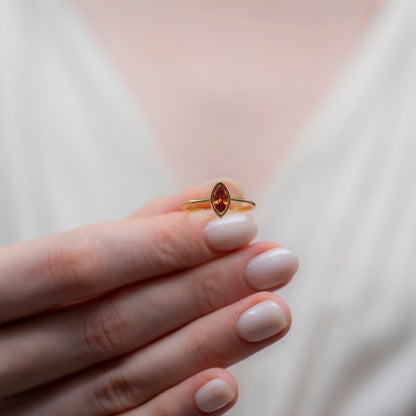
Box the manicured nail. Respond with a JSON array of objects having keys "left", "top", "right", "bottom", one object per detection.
[
  {"left": 244, "top": 247, "right": 299, "bottom": 290},
  {"left": 194, "top": 378, "right": 235, "bottom": 413},
  {"left": 237, "top": 300, "right": 287, "bottom": 342},
  {"left": 203, "top": 213, "right": 257, "bottom": 251}
]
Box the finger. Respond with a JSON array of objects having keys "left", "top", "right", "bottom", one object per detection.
[
  {"left": 0, "top": 208, "right": 257, "bottom": 324},
  {"left": 127, "top": 177, "right": 244, "bottom": 219},
  {"left": 118, "top": 368, "right": 238, "bottom": 416},
  {"left": 4, "top": 292, "right": 290, "bottom": 416},
  {"left": 0, "top": 242, "right": 298, "bottom": 397}
]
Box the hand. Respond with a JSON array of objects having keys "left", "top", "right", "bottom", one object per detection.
[{"left": 0, "top": 179, "right": 298, "bottom": 416}]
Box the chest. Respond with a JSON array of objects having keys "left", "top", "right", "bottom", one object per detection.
[{"left": 74, "top": 0, "right": 383, "bottom": 197}]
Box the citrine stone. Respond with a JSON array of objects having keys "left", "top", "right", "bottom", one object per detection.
[{"left": 211, "top": 182, "right": 230, "bottom": 217}]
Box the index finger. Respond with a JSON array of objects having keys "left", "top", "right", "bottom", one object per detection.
[{"left": 0, "top": 209, "right": 257, "bottom": 324}]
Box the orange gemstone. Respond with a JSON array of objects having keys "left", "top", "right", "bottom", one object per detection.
[{"left": 211, "top": 182, "right": 230, "bottom": 216}]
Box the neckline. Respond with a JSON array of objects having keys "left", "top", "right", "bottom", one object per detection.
[
  {"left": 254, "top": 0, "right": 395, "bottom": 223},
  {"left": 67, "top": 0, "right": 395, "bottom": 205}
]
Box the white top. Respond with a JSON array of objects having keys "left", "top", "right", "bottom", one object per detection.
[
  {"left": 0, "top": 0, "right": 174, "bottom": 244},
  {"left": 1, "top": 1, "right": 416, "bottom": 415}
]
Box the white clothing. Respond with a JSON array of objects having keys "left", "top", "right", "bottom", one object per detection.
[
  {"left": 1, "top": 1, "right": 416, "bottom": 415},
  {"left": 0, "top": 0, "right": 173, "bottom": 244},
  {"left": 230, "top": 1, "right": 416, "bottom": 415}
]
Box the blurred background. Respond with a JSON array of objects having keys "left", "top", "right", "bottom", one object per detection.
[{"left": 1, "top": 1, "right": 416, "bottom": 415}]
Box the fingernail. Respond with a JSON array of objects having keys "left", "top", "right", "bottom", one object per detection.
[
  {"left": 203, "top": 213, "right": 257, "bottom": 251},
  {"left": 237, "top": 300, "right": 288, "bottom": 342},
  {"left": 194, "top": 378, "right": 235, "bottom": 413},
  {"left": 244, "top": 247, "right": 299, "bottom": 290}
]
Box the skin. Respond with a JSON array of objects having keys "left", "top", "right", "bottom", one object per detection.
[
  {"left": 73, "top": 0, "right": 384, "bottom": 198},
  {"left": 0, "top": 179, "right": 293, "bottom": 415}
]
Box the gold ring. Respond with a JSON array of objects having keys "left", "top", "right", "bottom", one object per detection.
[{"left": 182, "top": 181, "right": 255, "bottom": 218}]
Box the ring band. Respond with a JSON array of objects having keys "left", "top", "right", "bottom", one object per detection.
[{"left": 182, "top": 181, "right": 255, "bottom": 218}]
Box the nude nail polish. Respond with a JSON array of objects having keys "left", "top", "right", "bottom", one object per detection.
[
  {"left": 237, "top": 300, "right": 288, "bottom": 342},
  {"left": 244, "top": 247, "right": 299, "bottom": 290},
  {"left": 203, "top": 213, "right": 257, "bottom": 251},
  {"left": 194, "top": 378, "right": 235, "bottom": 413}
]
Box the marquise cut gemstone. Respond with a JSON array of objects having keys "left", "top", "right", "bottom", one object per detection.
[{"left": 211, "top": 182, "right": 230, "bottom": 216}]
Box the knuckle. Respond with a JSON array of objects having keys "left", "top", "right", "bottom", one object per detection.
[
  {"left": 45, "top": 233, "right": 103, "bottom": 293},
  {"left": 151, "top": 219, "right": 195, "bottom": 270},
  {"left": 191, "top": 327, "right": 217, "bottom": 368},
  {"left": 191, "top": 325, "right": 230, "bottom": 369},
  {"left": 193, "top": 270, "right": 223, "bottom": 315},
  {"left": 149, "top": 401, "right": 171, "bottom": 416},
  {"left": 93, "top": 372, "right": 145, "bottom": 414},
  {"left": 82, "top": 301, "right": 131, "bottom": 356}
]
